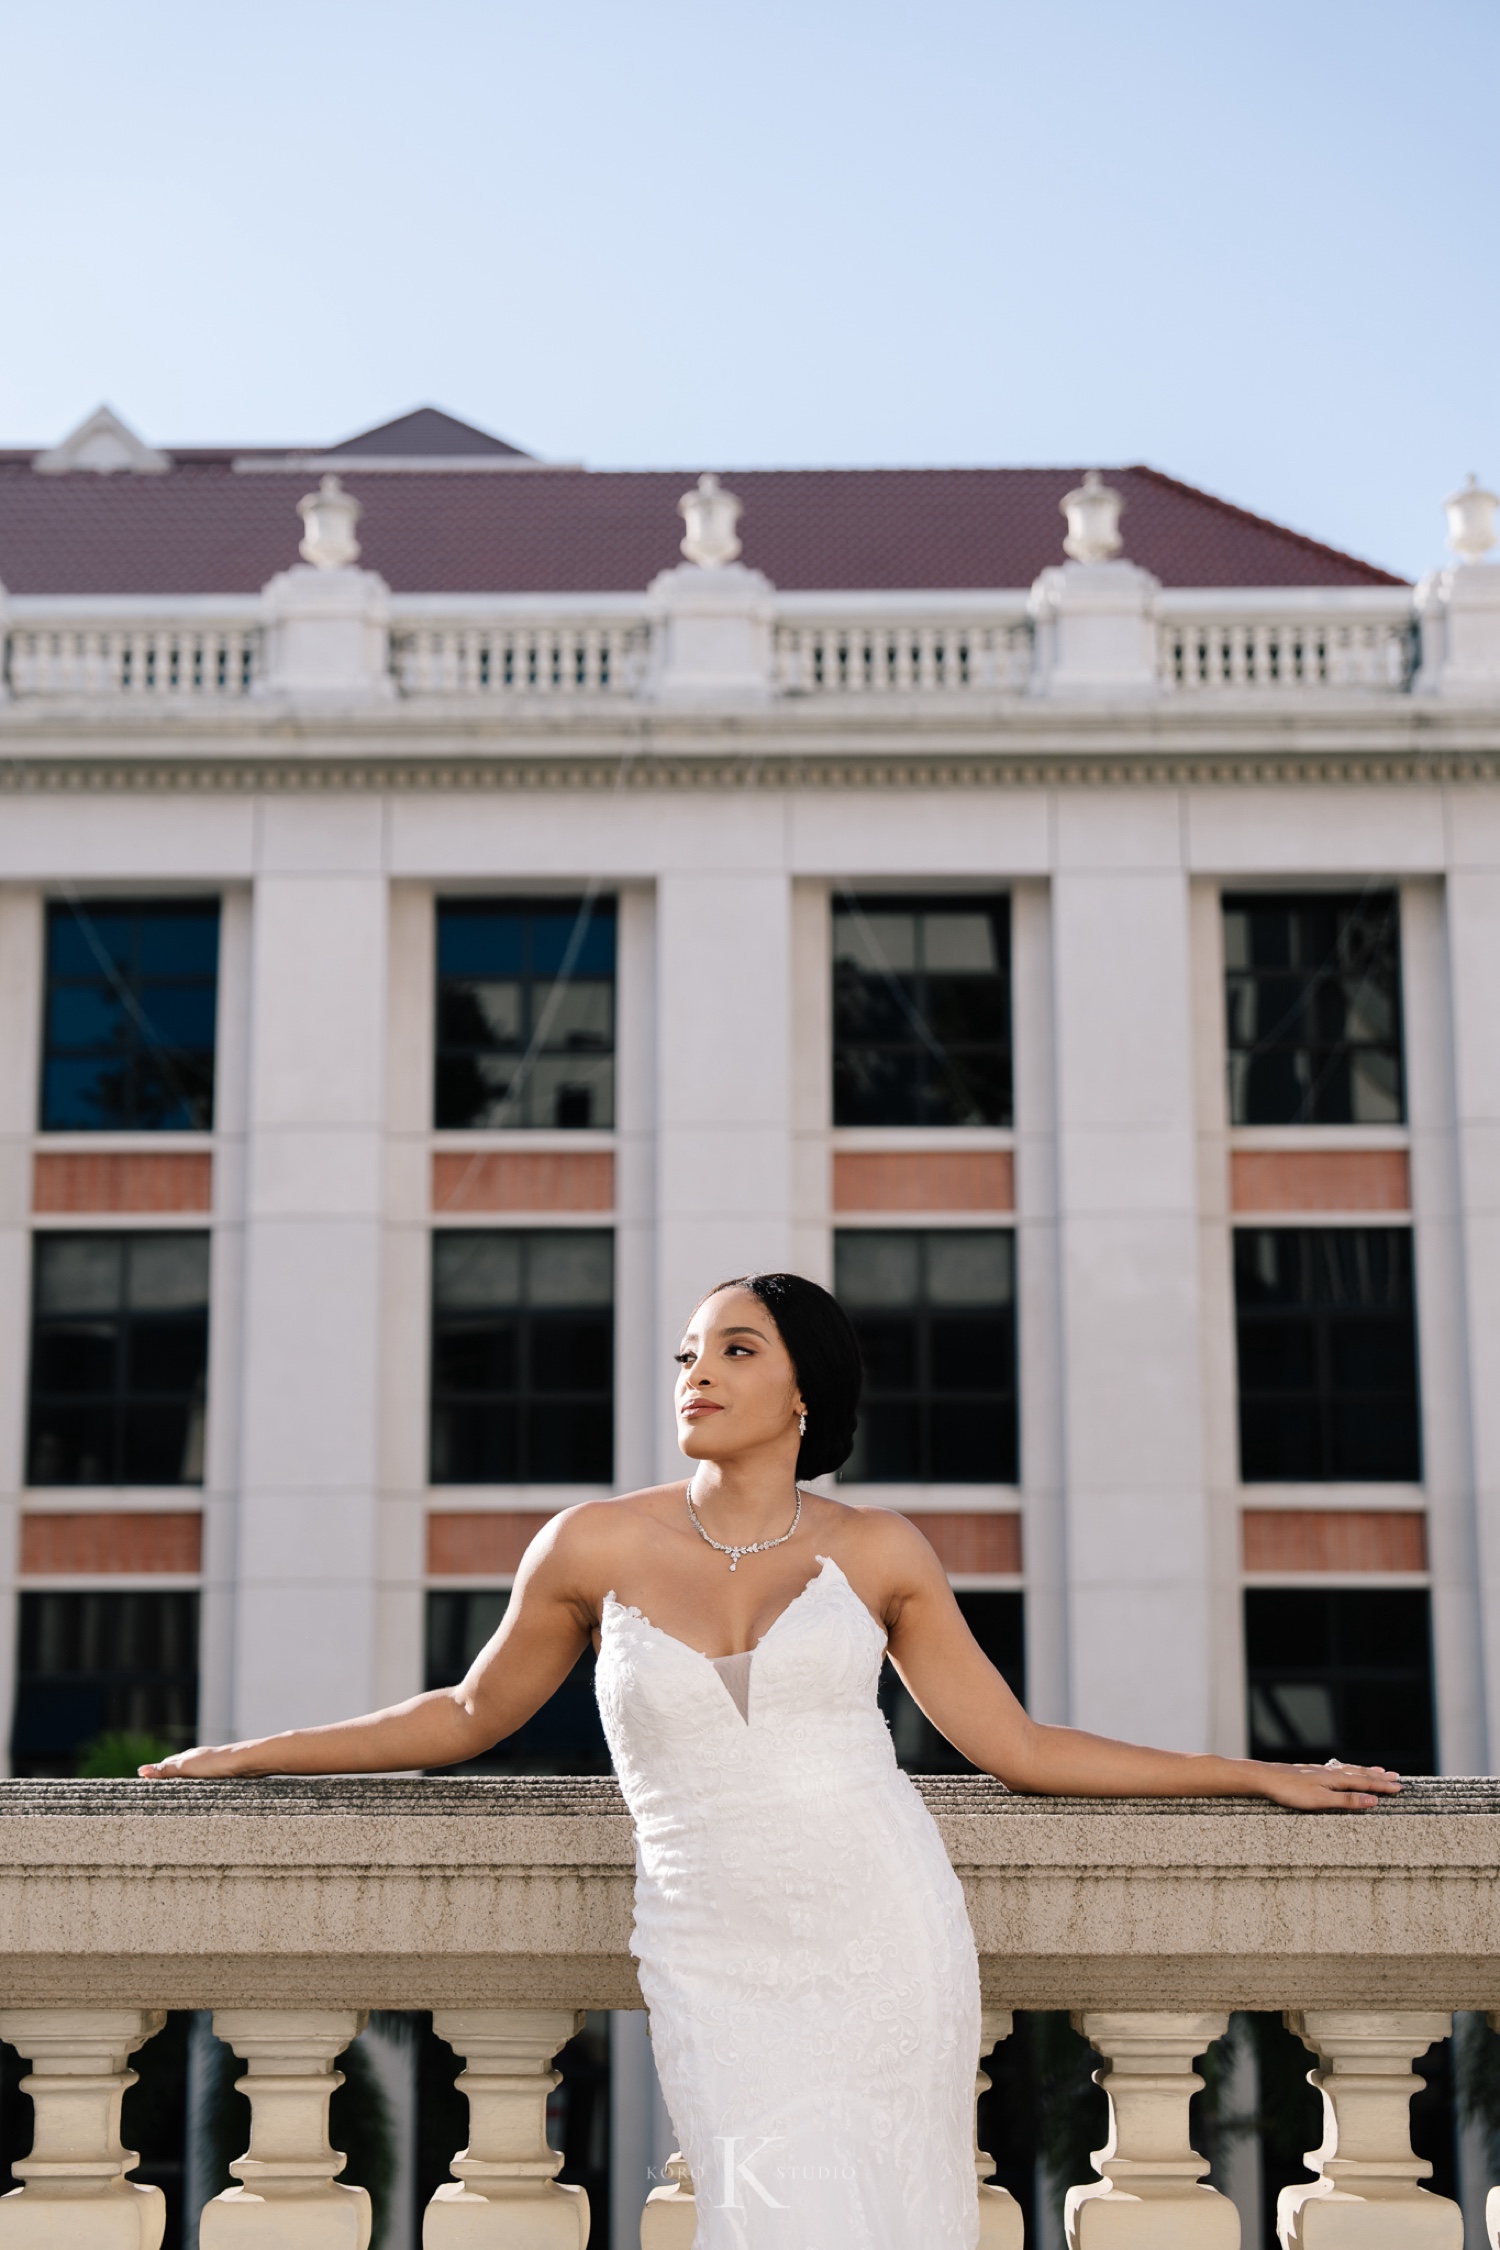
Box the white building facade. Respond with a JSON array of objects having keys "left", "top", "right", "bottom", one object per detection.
[{"left": 1, "top": 402, "right": 1498, "bottom": 1807}]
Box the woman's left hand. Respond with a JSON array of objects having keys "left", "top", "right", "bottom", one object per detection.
[{"left": 1254, "top": 1758, "right": 1403, "bottom": 1811}]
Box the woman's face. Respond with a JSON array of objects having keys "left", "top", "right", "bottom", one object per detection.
[{"left": 674, "top": 1286, "right": 805, "bottom": 1468}]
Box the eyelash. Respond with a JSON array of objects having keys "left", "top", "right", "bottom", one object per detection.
[{"left": 674, "top": 1345, "right": 753, "bottom": 1365}]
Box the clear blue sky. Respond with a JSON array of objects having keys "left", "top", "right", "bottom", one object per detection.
[{"left": 2, "top": 0, "right": 1495, "bottom": 581}]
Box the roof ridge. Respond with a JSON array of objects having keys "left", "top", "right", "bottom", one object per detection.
[{"left": 1128, "top": 463, "right": 1407, "bottom": 588}]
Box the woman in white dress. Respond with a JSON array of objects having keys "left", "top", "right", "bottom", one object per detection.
[{"left": 144, "top": 1272, "right": 1397, "bottom": 2250}]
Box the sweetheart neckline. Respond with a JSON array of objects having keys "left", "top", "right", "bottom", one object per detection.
[{"left": 601, "top": 1551, "right": 883, "bottom": 1665}]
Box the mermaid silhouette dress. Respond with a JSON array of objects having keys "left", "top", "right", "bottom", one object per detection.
[{"left": 595, "top": 1553, "right": 981, "bottom": 2249}]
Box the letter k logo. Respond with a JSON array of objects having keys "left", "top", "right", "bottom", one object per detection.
[{"left": 714, "top": 2134, "right": 787, "bottom": 2209}]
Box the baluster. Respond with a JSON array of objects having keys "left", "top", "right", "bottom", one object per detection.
[
  {"left": 640, "top": 2149, "right": 694, "bottom": 2248},
  {"left": 199, "top": 2008, "right": 370, "bottom": 2248},
  {"left": 1278, "top": 2011, "right": 1461, "bottom": 2249},
  {"left": 1065, "top": 2011, "right": 1239, "bottom": 2250},
  {"left": 975, "top": 2007, "right": 1024, "bottom": 2248},
  {"left": 0, "top": 2007, "right": 167, "bottom": 2248},
  {"left": 424, "top": 2007, "right": 588, "bottom": 2248}
]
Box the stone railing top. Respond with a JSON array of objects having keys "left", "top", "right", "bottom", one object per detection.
[
  {"left": 0, "top": 1771, "right": 1490, "bottom": 1817},
  {"left": 0, "top": 1775, "right": 1494, "bottom": 2014}
]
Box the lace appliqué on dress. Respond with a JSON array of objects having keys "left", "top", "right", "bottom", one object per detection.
[{"left": 596, "top": 1555, "right": 981, "bottom": 2250}]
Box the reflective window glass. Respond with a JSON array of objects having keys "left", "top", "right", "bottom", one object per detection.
[
  {"left": 10, "top": 1590, "right": 199, "bottom": 1776},
  {"left": 1234, "top": 1227, "right": 1420, "bottom": 1481},
  {"left": 1244, "top": 1589, "right": 1434, "bottom": 1770},
  {"left": 42, "top": 900, "right": 219, "bottom": 1132},
  {"left": 836, "top": 1229, "right": 1017, "bottom": 1482},
  {"left": 430, "top": 1230, "right": 613, "bottom": 1484},
  {"left": 1223, "top": 892, "right": 1404, "bottom": 1126},
  {"left": 833, "top": 894, "right": 1011, "bottom": 1127},
  {"left": 28, "top": 1234, "right": 210, "bottom": 1487},
  {"left": 436, "top": 899, "right": 616, "bottom": 1130}
]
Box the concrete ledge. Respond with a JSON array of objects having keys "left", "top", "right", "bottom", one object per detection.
[{"left": 0, "top": 1777, "right": 1493, "bottom": 2014}]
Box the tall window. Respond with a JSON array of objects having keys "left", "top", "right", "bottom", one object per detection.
[
  {"left": 1245, "top": 1589, "right": 1434, "bottom": 1771},
  {"left": 42, "top": 898, "right": 219, "bottom": 1131},
  {"left": 425, "top": 1590, "right": 611, "bottom": 1773},
  {"left": 1223, "top": 891, "right": 1403, "bottom": 1125},
  {"left": 832, "top": 894, "right": 1011, "bottom": 1127},
  {"left": 881, "top": 1591, "right": 1024, "bottom": 1771},
  {"left": 435, "top": 898, "right": 616, "bottom": 1130},
  {"left": 430, "top": 1230, "right": 613, "bottom": 1484},
  {"left": 1234, "top": 1227, "right": 1420, "bottom": 1482},
  {"left": 836, "top": 1230, "right": 1017, "bottom": 1482},
  {"left": 28, "top": 1234, "right": 210, "bottom": 1486},
  {"left": 10, "top": 1590, "right": 199, "bottom": 1776}
]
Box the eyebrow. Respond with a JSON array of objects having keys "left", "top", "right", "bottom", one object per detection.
[{"left": 680, "top": 1324, "right": 770, "bottom": 1346}]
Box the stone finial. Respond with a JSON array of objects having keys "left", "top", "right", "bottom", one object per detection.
[
  {"left": 1445, "top": 472, "right": 1498, "bottom": 563},
  {"left": 1061, "top": 470, "right": 1124, "bottom": 564},
  {"left": 297, "top": 474, "right": 363, "bottom": 569},
  {"left": 678, "top": 473, "right": 743, "bottom": 569}
]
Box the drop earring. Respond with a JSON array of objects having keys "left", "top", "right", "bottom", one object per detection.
[{"left": 798, "top": 1409, "right": 808, "bottom": 1438}]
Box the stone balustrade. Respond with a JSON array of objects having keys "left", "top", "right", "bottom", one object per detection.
[
  {"left": 1156, "top": 591, "right": 1417, "bottom": 696},
  {"left": 389, "top": 614, "right": 649, "bottom": 699},
  {"left": 4, "top": 610, "right": 262, "bottom": 700},
  {"left": 1, "top": 586, "right": 1457, "bottom": 713},
  {"left": 0, "top": 1776, "right": 1491, "bottom": 2247},
  {"left": 771, "top": 605, "right": 1034, "bottom": 696}
]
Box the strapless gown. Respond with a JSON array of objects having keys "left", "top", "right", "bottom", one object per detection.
[{"left": 595, "top": 1552, "right": 981, "bottom": 2250}]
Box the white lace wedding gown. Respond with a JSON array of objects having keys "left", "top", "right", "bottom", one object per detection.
[{"left": 595, "top": 1552, "right": 981, "bottom": 2250}]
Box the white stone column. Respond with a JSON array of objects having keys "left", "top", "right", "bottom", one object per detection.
[
  {"left": 0, "top": 888, "right": 43, "bottom": 1772},
  {"left": 1049, "top": 803, "right": 1211, "bottom": 1744},
  {"left": 1065, "top": 2012, "right": 1238, "bottom": 2250},
  {"left": 653, "top": 854, "right": 792, "bottom": 1474},
  {"left": 425, "top": 2008, "right": 588, "bottom": 2248},
  {"left": 0, "top": 2007, "right": 167, "bottom": 2249},
  {"left": 201, "top": 2009, "right": 370, "bottom": 2248},
  {"left": 1279, "top": 2011, "right": 1461, "bottom": 2249},
  {"left": 1442, "top": 846, "right": 1500, "bottom": 1768},
  {"left": 975, "top": 2008, "right": 1024, "bottom": 2249},
  {"left": 232, "top": 804, "right": 389, "bottom": 1735}
]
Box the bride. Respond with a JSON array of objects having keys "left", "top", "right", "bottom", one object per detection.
[{"left": 144, "top": 1271, "right": 1398, "bottom": 2249}]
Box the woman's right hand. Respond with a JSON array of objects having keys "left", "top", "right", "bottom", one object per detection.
[{"left": 138, "top": 1744, "right": 253, "bottom": 1779}]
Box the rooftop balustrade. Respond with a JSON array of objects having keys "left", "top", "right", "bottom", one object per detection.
[
  {"left": 0, "top": 1775, "right": 1492, "bottom": 2248},
  {"left": 0, "top": 584, "right": 1457, "bottom": 715}
]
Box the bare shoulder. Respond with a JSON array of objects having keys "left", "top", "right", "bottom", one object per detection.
[
  {"left": 524, "top": 1484, "right": 683, "bottom": 1589},
  {"left": 806, "top": 1495, "right": 949, "bottom": 1614}
]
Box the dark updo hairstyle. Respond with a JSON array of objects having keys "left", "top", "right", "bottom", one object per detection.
[{"left": 703, "top": 1272, "right": 863, "bottom": 1480}]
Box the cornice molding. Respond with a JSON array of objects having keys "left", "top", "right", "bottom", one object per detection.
[{"left": 4, "top": 746, "right": 1500, "bottom": 793}]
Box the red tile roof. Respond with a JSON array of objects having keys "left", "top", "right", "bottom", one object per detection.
[{"left": 0, "top": 454, "right": 1404, "bottom": 596}]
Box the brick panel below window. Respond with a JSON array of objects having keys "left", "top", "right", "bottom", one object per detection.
[
  {"left": 427, "top": 1511, "right": 552, "bottom": 1575},
  {"left": 833, "top": 1150, "right": 1013, "bottom": 1212},
  {"left": 911, "top": 1511, "right": 1022, "bottom": 1574},
  {"left": 1241, "top": 1509, "right": 1426, "bottom": 1574},
  {"left": 1230, "top": 1149, "right": 1409, "bottom": 1213},
  {"left": 431, "top": 1151, "right": 614, "bottom": 1213},
  {"left": 33, "top": 1151, "right": 213, "bottom": 1213},
  {"left": 20, "top": 1511, "right": 203, "bottom": 1576}
]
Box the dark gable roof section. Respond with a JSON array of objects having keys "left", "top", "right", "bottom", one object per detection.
[
  {"left": 324, "top": 407, "right": 530, "bottom": 459},
  {"left": 0, "top": 455, "right": 1406, "bottom": 597}
]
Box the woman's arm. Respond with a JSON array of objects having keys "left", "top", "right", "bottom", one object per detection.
[
  {"left": 141, "top": 1519, "right": 593, "bottom": 1779},
  {"left": 879, "top": 1519, "right": 1401, "bottom": 1812}
]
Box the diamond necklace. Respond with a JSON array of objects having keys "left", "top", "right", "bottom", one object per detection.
[{"left": 686, "top": 1481, "right": 802, "bottom": 1573}]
